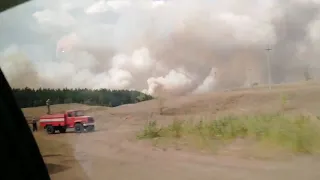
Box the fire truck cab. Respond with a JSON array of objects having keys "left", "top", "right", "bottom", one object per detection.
[{"left": 39, "top": 110, "right": 95, "bottom": 134}]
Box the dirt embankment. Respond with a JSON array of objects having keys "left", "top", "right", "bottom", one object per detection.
[{"left": 23, "top": 82, "right": 320, "bottom": 180}]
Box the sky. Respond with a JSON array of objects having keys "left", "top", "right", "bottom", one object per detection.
[
  {"left": 0, "top": 0, "right": 110, "bottom": 61},
  {"left": 0, "top": 0, "right": 167, "bottom": 59},
  {"left": 1, "top": 0, "right": 320, "bottom": 95}
]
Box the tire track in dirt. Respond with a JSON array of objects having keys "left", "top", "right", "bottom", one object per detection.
[
  {"left": 58, "top": 119, "right": 320, "bottom": 180},
  {"left": 31, "top": 84, "right": 320, "bottom": 180}
]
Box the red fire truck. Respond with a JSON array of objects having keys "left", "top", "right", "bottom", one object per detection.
[{"left": 39, "top": 110, "right": 95, "bottom": 134}]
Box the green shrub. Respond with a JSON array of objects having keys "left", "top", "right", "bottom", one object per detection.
[
  {"left": 137, "top": 120, "right": 162, "bottom": 139},
  {"left": 138, "top": 114, "right": 320, "bottom": 154},
  {"left": 169, "top": 119, "right": 184, "bottom": 138}
]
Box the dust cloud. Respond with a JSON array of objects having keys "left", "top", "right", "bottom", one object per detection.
[{"left": 1, "top": 0, "right": 320, "bottom": 95}]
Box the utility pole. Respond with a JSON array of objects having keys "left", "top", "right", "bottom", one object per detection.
[
  {"left": 265, "top": 46, "right": 272, "bottom": 90},
  {"left": 248, "top": 68, "right": 252, "bottom": 88}
]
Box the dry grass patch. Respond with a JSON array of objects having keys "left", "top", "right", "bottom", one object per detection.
[{"left": 137, "top": 113, "right": 320, "bottom": 155}]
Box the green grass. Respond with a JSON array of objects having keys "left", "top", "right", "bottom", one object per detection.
[
  {"left": 137, "top": 120, "right": 163, "bottom": 139},
  {"left": 137, "top": 114, "right": 320, "bottom": 154}
]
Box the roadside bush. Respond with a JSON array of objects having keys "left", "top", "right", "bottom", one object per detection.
[
  {"left": 168, "top": 119, "right": 184, "bottom": 138},
  {"left": 137, "top": 120, "right": 162, "bottom": 139},
  {"left": 138, "top": 114, "right": 320, "bottom": 154}
]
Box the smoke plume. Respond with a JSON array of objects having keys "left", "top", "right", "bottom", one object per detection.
[{"left": 2, "top": 0, "right": 320, "bottom": 95}]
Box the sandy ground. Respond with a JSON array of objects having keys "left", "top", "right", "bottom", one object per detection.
[{"left": 26, "top": 82, "right": 320, "bottom": 180}]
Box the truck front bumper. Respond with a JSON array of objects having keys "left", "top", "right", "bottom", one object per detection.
[
  {"left": 83, "top": 123, "right": 95, "bottom": 127},
  {"left": 83, "top": 123, "right": 95, "bottom": 132}
]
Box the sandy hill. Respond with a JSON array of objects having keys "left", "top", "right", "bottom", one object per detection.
[
  {"left": 22, "top": 81, "right": 320, "bottom": 120},
  {"left": 23, "top": 81, "right": 320, "bottom": 180},
  {"left": 22, "top": 103, "right": 108, "bottom": 121},
  {"left": 108, "top": 81, "right": 320, "bottom": 118}
]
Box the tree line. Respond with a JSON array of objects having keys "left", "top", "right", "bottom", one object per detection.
[{"left": 12, "top": 87, "right": 153, "bottom": 108}]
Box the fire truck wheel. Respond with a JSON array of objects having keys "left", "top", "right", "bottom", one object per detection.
[
  {"left": 75, "top": 123, "right": 84, "bottom": 133},
  {"left": 46, "top": 125, "right": 55, "bottom": 134},
  {"left": 59, "top": 127, "right": 67, "bottom": 133},
  {"left": 86, "top": 125, "right": 95, "bottom": 132}
]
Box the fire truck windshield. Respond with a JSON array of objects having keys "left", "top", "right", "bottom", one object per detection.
[{"left": 75, "top": 110, "right": 84, "bottom": 117}]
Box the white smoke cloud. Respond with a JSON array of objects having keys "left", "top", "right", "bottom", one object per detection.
[
  {"left": 2, "top": 0, "right": 320, "bottom": 95},
  {"left": 85, "top": 0, "right": 132, "bottom": 14},
  {"left": 33, "top": 9, "right": 76, "bottom": 27},
  {"left": 0, "top": 46, "right": 40, "bottom": 88}
]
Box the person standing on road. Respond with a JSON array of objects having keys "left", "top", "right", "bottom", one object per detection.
[{"left": 32, "top": 117, "right": 38, "bottom": 132}]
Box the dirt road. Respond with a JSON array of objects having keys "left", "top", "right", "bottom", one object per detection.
[
  {"left": 30, "top": 83, "right": 320, "bottom": 180},
  {"left": 38, "top": 114, "right": 320, "bottom": 180}
]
